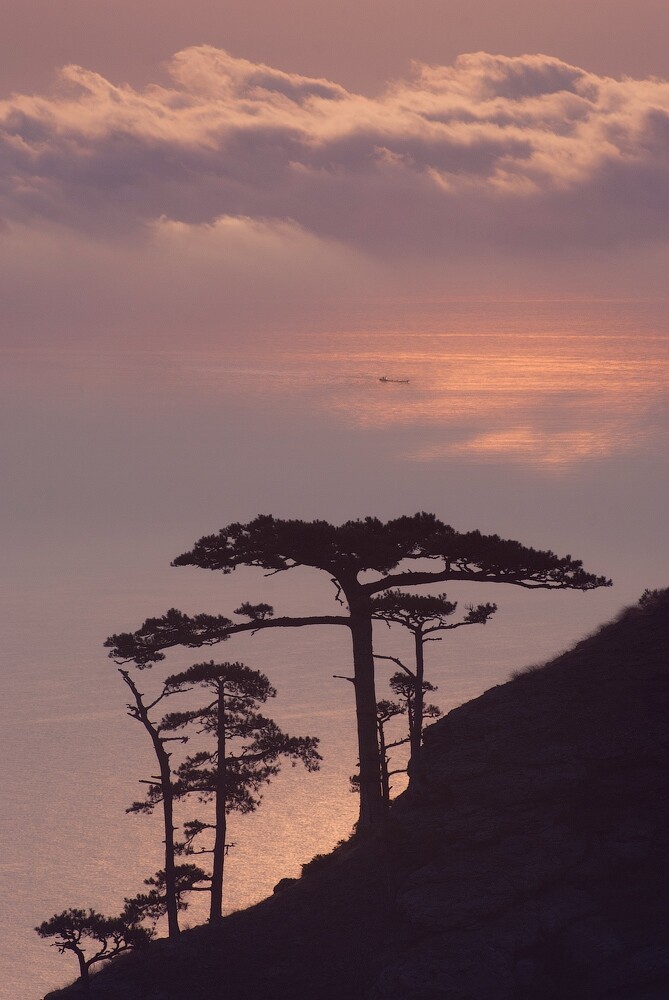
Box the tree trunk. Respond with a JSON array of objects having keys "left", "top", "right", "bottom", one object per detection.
[
  {"left": 377, "top": 718, "right": 390, "bottom": 808},
  {"left": 158, "top": 748, "right": 180, "bottom": 938},
  {"left": 76, "top": 950, "right": 89, "bottom": 984},
  {"left": 209, "top": 686, "right": 227, "bottom": 924},
  {"left": 347, "top": 597, "right": 384, "bottom": 830},
  {"left": 411, "top": 630, "right": 425, "bottom": 762}
]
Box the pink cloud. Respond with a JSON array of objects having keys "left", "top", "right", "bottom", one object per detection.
[{"left": 1, "top": 48, "right": 668, "bottom": 253}]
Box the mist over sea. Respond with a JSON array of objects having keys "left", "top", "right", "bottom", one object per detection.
[{"left": 2, "top": 301, "right": 668, "bottom": 999}]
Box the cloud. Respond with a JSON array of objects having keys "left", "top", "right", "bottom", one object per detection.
[{"left": 1, "top": 47, "right": 669, "bottom": 254}]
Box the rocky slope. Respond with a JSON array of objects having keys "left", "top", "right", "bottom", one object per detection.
[{"left": 46, "top": 590, "right": 669, "bottom": 1000}]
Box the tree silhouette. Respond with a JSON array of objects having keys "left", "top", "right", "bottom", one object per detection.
[
  {"left": 106, "top": 513, "right": 611, "bottom": 829},
  {"left": 387, "top": 671, "right": 442, "bottom": 745},
  {"left": 123, "top": 863, "right": 210, "bottom": 927},
  {"left": 348, "top": 697, "right": 405, "bottom": 803},
  {"left": 372, "top": 591, "right": 495, "bottom": 772},
  {"left": 348, "top": 680, "right": 441, "bottom": 806},
  {"left": 35, "top": 906, "right": 151, "bottom": 992},
  {"left": 119, "top": 669, "right": 192, "bottom": 938},
  {"left": 373, "top": 698, "right": 412, "bottom": 806},
  {"left": 147, "top": 661, "right": 321, "bottom": 923}
]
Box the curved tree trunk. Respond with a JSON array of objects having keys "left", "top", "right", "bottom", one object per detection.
[
  {"left": 77, "top": 950, "right": 89, "bottom": 989},
  {"left": 119, "top": 671, "right": 180, "bottom": 938}
]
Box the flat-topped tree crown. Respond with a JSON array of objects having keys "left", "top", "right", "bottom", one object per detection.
[
  {"left": 172, "top": 514, "right": 611, "bottom": 592},
  {"left": 164, "top": 660, "right": 275, "bottom": 707},
  {"left": 171, "top": 512, "right": 450, "bottom": 581},
  {"left": 372, "top": 590, "right": 497, "bottom": 631},
  {"left": 374, "top": 590, "right": 458, "bottom": 620}
]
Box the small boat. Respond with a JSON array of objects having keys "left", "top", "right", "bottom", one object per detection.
[{"left": 379, "top": 376, "right": 410, "bottom": 383}]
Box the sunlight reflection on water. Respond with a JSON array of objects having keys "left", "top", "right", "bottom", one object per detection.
[
  {"left": 27, "top": 325, "right": 662, "bottom": 470},
  {"left": 7, "top": 314, "right": 667, "bottom": 472},
  {"left": 284, "top": 332, "right": 669, "bottom": 465}
]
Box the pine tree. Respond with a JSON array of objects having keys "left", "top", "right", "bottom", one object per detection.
[{"left": 151, "top": 661, "right": 322, "bottom": 923}]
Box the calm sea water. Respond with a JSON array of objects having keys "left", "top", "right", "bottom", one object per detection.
[{"left": 2, "top": 302, "right": 668, "bottom": 998}]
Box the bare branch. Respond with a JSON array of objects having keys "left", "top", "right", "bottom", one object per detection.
[
  {"left": 331, "top": 578, "right": 346, "bottom": 606},
  {"left": 373, "top": 653, "right": 414, "bottom": 677}
]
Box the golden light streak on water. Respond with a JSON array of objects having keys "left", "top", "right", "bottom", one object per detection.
[
  {"left": 278, "top": 332, "right": 669, "bottom": 466},
  {"left": 7, "top": 323, "right": 667, "bottom": 473}
]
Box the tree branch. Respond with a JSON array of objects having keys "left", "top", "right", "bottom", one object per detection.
[
  {"left": 363, "top": 566, "right": 610, "bottom": 595},
  {"left": 108, "top": 614, "right": 350, "bottom": 666},
  {"left": 333, "top": 674, "right": 355, "bottom": 685},
  {"left": 373, "top": 653, "right": 414, "bottom": 678}
]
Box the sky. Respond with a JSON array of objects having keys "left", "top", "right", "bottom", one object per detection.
[{"left": 2, "top": 0, "right": 669, "bottom": 348}]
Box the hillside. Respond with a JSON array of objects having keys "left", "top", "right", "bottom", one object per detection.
[{"left": 45, "top": 590, "right": 669, "bottom": 1000}]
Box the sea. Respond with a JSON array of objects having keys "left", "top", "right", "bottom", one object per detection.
[{"left": 2, "top": 300, "right": 668, "bottom": 998}]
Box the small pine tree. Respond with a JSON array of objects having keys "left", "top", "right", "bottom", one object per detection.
[
  {"left": 373, "top": 591, "right": 495, "bottom": 771},
  {"left": 35, "top": 905, "right": 152, "bottom": 991}
]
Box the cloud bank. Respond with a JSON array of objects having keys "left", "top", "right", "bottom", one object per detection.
[{"left": 2, "top": 47, "right": 669, "bottom": 253}]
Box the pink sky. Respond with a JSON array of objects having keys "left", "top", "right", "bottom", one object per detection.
[
  {"left": 1, "top": 2, "right": 669, "bottom": 347},
  {"left": 4, "top": 0, "right": 669, "bottom": 96}
]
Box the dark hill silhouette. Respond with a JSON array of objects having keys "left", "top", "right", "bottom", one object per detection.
[{"left": 46, "top": 589, "right": 669, "bottom": 1000}]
